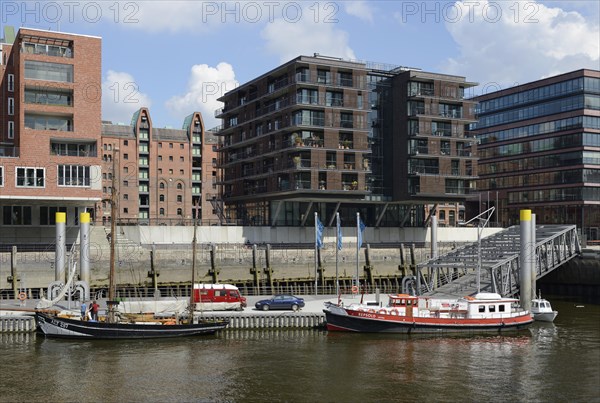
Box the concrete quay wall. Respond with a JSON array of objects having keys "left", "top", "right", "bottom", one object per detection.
[{"left": 2, "top": 225, "right": 500, "bottom": 290}]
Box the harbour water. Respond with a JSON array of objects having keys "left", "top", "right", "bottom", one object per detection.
[{"left": 1, "top": 298, "right": 598, "bottom": 403}]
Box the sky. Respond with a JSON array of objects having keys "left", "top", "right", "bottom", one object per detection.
[{"left": 2, "top": 0, "right": 599, "bottom": 130}]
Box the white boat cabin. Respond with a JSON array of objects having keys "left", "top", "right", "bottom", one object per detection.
[{"left": 386, "top": 293, "right": 519, "bottom": 319}]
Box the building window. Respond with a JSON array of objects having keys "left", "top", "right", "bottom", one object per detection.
[
  {"left": 177, "top": 183, "right": 183, "bottom": 190},
  {"left": 24, "top": 60, "right": 73, "bottom": 82},
  {"left": 123, "top": 208, "right": 128, "bottom": 214},
  {"left": 177, "top": 195, "right": 183, "bottom": 203},
  {"left": 8, "top": 98, "right": 14, "bottom": 115},
  {"left": 180, "top": 144, "right": 184, "bottom": 149},
  {"left": 159, "top": 208, "right": 165, "bottom": 216},
  {"left": 169, "top": 169, "right": 173, "bottom": 175},
  {"left": 159, "top": 182, "right": 165, "bottom": 189},
  {"left": 3, "top": 206, "right": 32, "bottom": 225},
  {"left": 177, "top": 208, "right": 182, "bottom": 216},
  {"left": 124, "top": 167, "right": 129, "bottom": 174},
  {"left": 158, "top": 143, "right": 162, "bottom": 148},
  {"left": 7, "top": 74, "right": 14, "bottom": 92},
  {"left": 51, "top": 141, "right": 96, "bottom": 157},
  {"left": 169, "top": 143, "right": 173, "bottom": 148},
  {"left": 123, "top": 194, "right": 128, "bottom": 200},
  {"left": 159, "top": 194, "right": 165, "bottom": 202},
  {"left": 123, "top": 153, "right": 129, "bottom": 160},
  {"left": 123, "top": 180, "right": 128, "bottom": 187},
  {"left": 317, "top": 69, "right": 331, "bottom": 84},
  {"left": 24, "top": 114, "right": 72, "bottom": 131},
  {"left": 158, "top": 155, "right": 162, "bottom": 161},
  {"left": 0, "top": 166, "right": 3, "bottom": 186},
  {"left": 8, "top": 121, "right": 14, "bottom": 139},
  {"left": 22, "top": 41, "right": 72, "bottom": 57},
  {"left": 57, "top": 165, "right": 91, "bottom": 187},
  {"left": 123, "top": 140, "right": 128, "bottom": 146},
  {"left": 180, "top": 156, "right": 184, "bottom": 162},
  {"left": 180, "top": 169, "right": 184, "bottom": 175},
  {"left": 39, "top": 206, "right": 67, "bottom": 226},
  {"left": 169, "top": 156, "right": 173, "bottom": 161},
  {"left": 25, "top": 88, "right": 72, "bottom": 106},
  {"left": 16, "top": 167, "right": 45, "bottom": 187},
  {"left": 158, "top": 168, "right": 162, "bottom": 174}
]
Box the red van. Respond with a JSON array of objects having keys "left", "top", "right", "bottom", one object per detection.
[{"left": 193, "top": 284, "right": 247, "bottom": 311}]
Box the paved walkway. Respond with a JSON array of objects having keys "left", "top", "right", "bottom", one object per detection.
[{"left": 0, "top": 293, "right": 385, "bottom": 316}]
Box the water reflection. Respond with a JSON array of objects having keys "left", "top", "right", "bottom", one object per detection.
[{"left": 0, "top": 300, "right": 598, "bottom": 402}]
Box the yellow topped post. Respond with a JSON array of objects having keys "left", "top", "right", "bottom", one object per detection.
[
  {"left": 520, "top": 209, "right": 533, "bottom": 312},
  {"left": 520, "top": 209, "right": 531, "bottom": 222},
  {"left": 79, "top": 212, "right": 90, "bottom": 224},
  {"left": 56, "top": 212, "right": 66, "bottom": 223},
  {"left": 55, "top": 212, "right": 67, "bottom": 281}
]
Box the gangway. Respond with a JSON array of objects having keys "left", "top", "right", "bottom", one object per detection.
[{"left": 416, "top": 224, "right": 581, "bottom": 298}]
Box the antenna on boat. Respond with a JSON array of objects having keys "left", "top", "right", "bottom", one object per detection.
[{"left": 461, "top": 206, "right": 495, "bottom": 293}]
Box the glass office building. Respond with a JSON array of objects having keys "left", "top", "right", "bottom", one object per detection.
[{"left": 471, "top": 69, "right": 600, "bottom": 241}]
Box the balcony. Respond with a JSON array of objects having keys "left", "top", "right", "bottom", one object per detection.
[{"left": 409, "top": 167, "right": 440, "bottom": 175}]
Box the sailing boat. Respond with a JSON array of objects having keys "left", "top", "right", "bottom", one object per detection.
[{"left": 36, "top": 157, "right": 229, "bottom": 339}]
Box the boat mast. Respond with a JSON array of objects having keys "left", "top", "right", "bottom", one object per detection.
[
  {"left": 189, "top": 201, "right": 199, "bottom": 323},
  {"left": 107, "top": 148, "right": 119, "bottom": 322}
]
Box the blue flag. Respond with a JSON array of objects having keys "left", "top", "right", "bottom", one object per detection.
[
  {"left": 357, "top": 218, "right": 366, "bottom": 249},
  {"left": 337, "top": 216, "right": 343, "bottom": 251},
  {"left": 316, "top": 216, "right": 324, "bottom": 249}
]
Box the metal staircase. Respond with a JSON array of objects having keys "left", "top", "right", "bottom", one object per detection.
[{"left": 417, "top": 225, "right": 581, "bottom": 298}]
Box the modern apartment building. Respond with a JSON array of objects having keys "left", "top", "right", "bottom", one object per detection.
[
  {"left": 470, "top": 69, "right": 600, "bottom": 240},
  {"left": 100, "top": 109, "right": 219, "bottom": 225},
  {"left": 215, "top": 55, "right": 478, "bottom": 227},
  {"left": 0, "top": 26, "right": 102, "bottom": 242}
]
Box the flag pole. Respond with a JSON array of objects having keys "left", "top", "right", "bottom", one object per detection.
[
  {"left": 314, "top": 212, "right": 318, "bottom": 296},
  {"left": 356, "top": 212, "right": 360, "bottom": 292},
  {"left": 335, "top": 212, "right": 340, "bottom": 297}
]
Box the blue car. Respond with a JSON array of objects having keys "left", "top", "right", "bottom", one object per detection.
[{"left": 255, "top": 294, "right": 305, "bottom": 311}]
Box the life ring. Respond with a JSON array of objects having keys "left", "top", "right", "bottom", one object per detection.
[
  {"left": 390, "top": 309, "right": 399, "bottom": 316},
  {"left": 351, "top": 286, "right": 359, "bottom": 294},
  {"left": 378, "top": 309, "right": 387, "bottom": 315},
  {"left": 367, "top": 309, "right": 376, "bottom": 313},
  {"left": 18, "top": 292, "right": 27, "bottom": 301}
]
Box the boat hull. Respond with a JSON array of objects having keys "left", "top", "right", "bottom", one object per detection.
[
  {"left": 35, "top": 312, "right": 228, "bottom": 339},
  {"left": 532, "top": 311, "right": 558, "bottom": 322},
  {"left": 324, "top": 307, "right": 533, "bottom": 334}
]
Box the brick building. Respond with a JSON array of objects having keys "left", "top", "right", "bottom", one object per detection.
[
  {"left": 0, "top": 27, "right": 102, "bottom": 242},
  {"left": 100, "top": 109, "right": 219, "bottom": 225}
]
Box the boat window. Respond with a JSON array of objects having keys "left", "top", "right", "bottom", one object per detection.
[
  {"left": 478, "top": 305, "right": 485, "bottom": 313},
  {"left": 489, "top": 305, "right": 496, "bottom": 313},
  {"left": 533, "top": 301, "right": 539, "bottom": 308},
  {"left": 499, "top": 305, "right": 506, "bottom": 312}
]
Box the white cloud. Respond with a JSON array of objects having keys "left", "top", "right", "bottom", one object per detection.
[
  {"left": 344, "top": 1, "right": 375, "bottom": 23},
  {"left": 443, "top": 0, "right": 599, "bottom": 92},
  {"left": 102, "top": 70, "right": 152, "bottom": 124},
  {"left": 260, "top": 5, "right": 356, "bottom": 63},
  {"left": 165, "top": 62, "right": 239, "bottom": 130}
]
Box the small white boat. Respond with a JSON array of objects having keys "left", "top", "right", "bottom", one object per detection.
[{"left": 531, "top": 293, "right": 558, "bottom": 322}]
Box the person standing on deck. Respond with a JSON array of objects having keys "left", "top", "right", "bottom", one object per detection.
[
  {"left": 80, "top": 301, "right": 87, "bottom": 320},
  {"left": 91, "top": 300, "right": 99, "bottom": 321}
]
